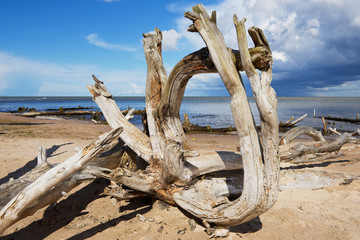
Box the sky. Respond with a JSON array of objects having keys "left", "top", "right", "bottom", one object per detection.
[{"left": 0, "top": 0, "right": 360, "bottom": 97}]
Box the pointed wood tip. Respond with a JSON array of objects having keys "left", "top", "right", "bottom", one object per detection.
[
  {"left": 210, "top": 11, "right": 217, "bottom": 25},
  {"left": 233, "top": 15, "right": 246, "bottom": 26},
  {"left": 233, "top": 14, "right": 239, "bottom": 24},
  {"left": 184, "top": 11, "right": 198, "bottom": 21},
  {"left": 187, "top": 24, "right": 198, "bottom": 32},
  {"left": 92, "top": 75, "right": 103, "bottom": 84}
]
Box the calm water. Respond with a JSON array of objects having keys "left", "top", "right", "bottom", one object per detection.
[{"left": 0, "top": 97, "right": 359, "bottom": 132}]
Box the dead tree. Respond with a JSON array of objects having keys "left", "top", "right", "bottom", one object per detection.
[{"left": 0, "top": 4, "right": 355, "bottom": 235}]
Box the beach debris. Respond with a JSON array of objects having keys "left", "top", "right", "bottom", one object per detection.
[
  {"left": 321, "top": 116, "right": 327, "bottom": 134},
  {"left": 279, "top": 113, "right": 308, "bottom": 128},
  {"left": 37, "top": 146, "right": 48, "bottom": 167},
  {"left": 329, "top": 127, "right": 341, "bottom": 136},
  {"left": 137, "top": 214, "right": 154, "bottom": 222},
  {"left": 279, "top": 126, "right": 350, "bottom": 163},
  {"left": 17, "top": 107, "right": 37, "bottom": 113},
  {"left": 209, "top": 228, "right": 229, "bottom": 238},
  {"left": 17, "top": 110, "right": 96, "bottom": 118},
  {"left": 157, "top": 225, "right": 164, "bottom": 233},
  {"left": 177, "top": 227, "right": 187, "bottom": 235},
  {"left": 188, "top": 219, "right": 197, "bottom": 231},
  {"left": 317, "top": 115, "right": 360, "bottom": 123}
]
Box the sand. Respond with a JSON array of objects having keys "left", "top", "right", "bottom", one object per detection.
[{"left": 0, "top": 112, "right": 359, "bottom": 240}]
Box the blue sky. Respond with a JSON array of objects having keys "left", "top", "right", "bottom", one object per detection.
[{"left": 1, "top": 0, "right": 360, "bottom": 97}]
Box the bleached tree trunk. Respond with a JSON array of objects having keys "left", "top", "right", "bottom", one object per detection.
[
  {"left": 172, "top": 5, "right": 279, "bottom": 226},
  {"left": 0, "top": 127, "right": 122, "bottom": 235}
]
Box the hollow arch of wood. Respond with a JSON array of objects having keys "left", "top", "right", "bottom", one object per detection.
[{"left": 155, "top": 46, "right": 270, "bottom": 149}]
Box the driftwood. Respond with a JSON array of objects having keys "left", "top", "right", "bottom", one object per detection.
[
  {"left": 1, "top": 4, "right": 359, "bottom": 236},
  {"left": 280, "top": 126, "right": 325, "bottom": 145},
  {"left": 280, "top": 114, "right": 308, "bottom": 127},
  {"left": 17, "top": 110, "right": 96, "bottom": 117},
  {"left": 182, "top": 113, "right": 235, "bottom": 133},
  {"left": 0, "top": 127, "right": 122, "bottom": 234},
  {"left": 89, "top": 5, "right": 278, "bottom": 227},
  {"left": 318, "top": 115, "right": 360, "bottom": 123},
  {"left": 184, "top": 112, "right": 308, "bottom": 133},
  {"left": 278, "top": 126, "right": 353, "bottom": 163}
]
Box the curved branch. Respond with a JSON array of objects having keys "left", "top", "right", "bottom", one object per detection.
[{"left": 280, "top": 126, "right": 326, "bottom": 145}]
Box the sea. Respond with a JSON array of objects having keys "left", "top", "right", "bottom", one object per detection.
[{"left": 1, "top": 97, "right": 360, "bottom": 132}]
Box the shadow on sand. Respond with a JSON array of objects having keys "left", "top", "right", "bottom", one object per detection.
[
  {"left": 281, "top": 159, "right": 350, "bottom": 171},
  {"left": 0, "top": 178, "right": 152, "bottom": 240},
  {"left": 0, "top": 142, "right": 74, "bottom": 186}
]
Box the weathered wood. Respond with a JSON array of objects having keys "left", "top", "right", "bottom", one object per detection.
[
  {"left": 156, "top": 44, "right": 274, "bottom": 149},
  {"left": 3, "top": 3, "right": 355, "bottom": 235},
  {"left": 0, "top": 141, "right": 127, "bottom": 212},
  {"left": 87, "top": 76, "right": 153, "bottom": 163},
  {"left": 318, "top": 115, "right": 360, "bottom": 123},
  {"left": 280, "top": 133, "right": 351, "bottom": 162},
  {"left": 185, "top": 151, "right": 242, "bottom": 177},
  {"left": 17, "top": 110, "right": 95, "bottom": 117},
  {"left": 37, "top": 146, "right": 48, "bottom": 167},
  {"left": 143, "top": 28, "right": 167, "bottom": 159},
  {"left": 280, "top": 126, "right": 325, "bottom": 145},
  {"left": 280, "top": 114, "right": 308, "bottom": 127},
  {"left": 322, "top": 116, "right": 327, "bottom": 134},
  {"left": 173, "top": 5, "right": 279, "bottom": 226},
  {"left": 0, "top": 127, "right": 122, "bottom": 235},
  {"left": 104, "top": 182, "right": 149, "bottom": 200}
]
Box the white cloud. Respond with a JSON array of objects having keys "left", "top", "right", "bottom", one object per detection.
[
  {"left": 272, "top": 51, "right": 288, "bottom": 62},
  {"left": 0, "top": 51, "right": 146, "bottom": 96},
  {"left": 186, "top": 73, "right": 223, "bottom": 91},
  {"left": 351, "top": 16, "right": 360, "bottom": 28},
  {"left": 146, "top": 29, "right": 183, "bottom": 52},
  {"left": 174, "top": 0, "right": 359, "bottom": 67},
  {"left": 307, "top": 19, "right": 320, "bottom": 36},
  {"left": 129, "top": 83, "right": 142, "bottom": 95},
  {"left": 162, "top": 29, "right": 182, "bottom": 51},
  {"left": 86, "top": 34, "right": 137, "bottom": 52},
  {"left": 306, "top": 80, "right": 360, "bottom": 97},
  {"left": 98, "top": 70, "right": 146, "bottom": 96}
]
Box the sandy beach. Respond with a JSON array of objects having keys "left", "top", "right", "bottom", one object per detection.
[{"left": 0, "top": 112, "right": 359, "bottom": 240}]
